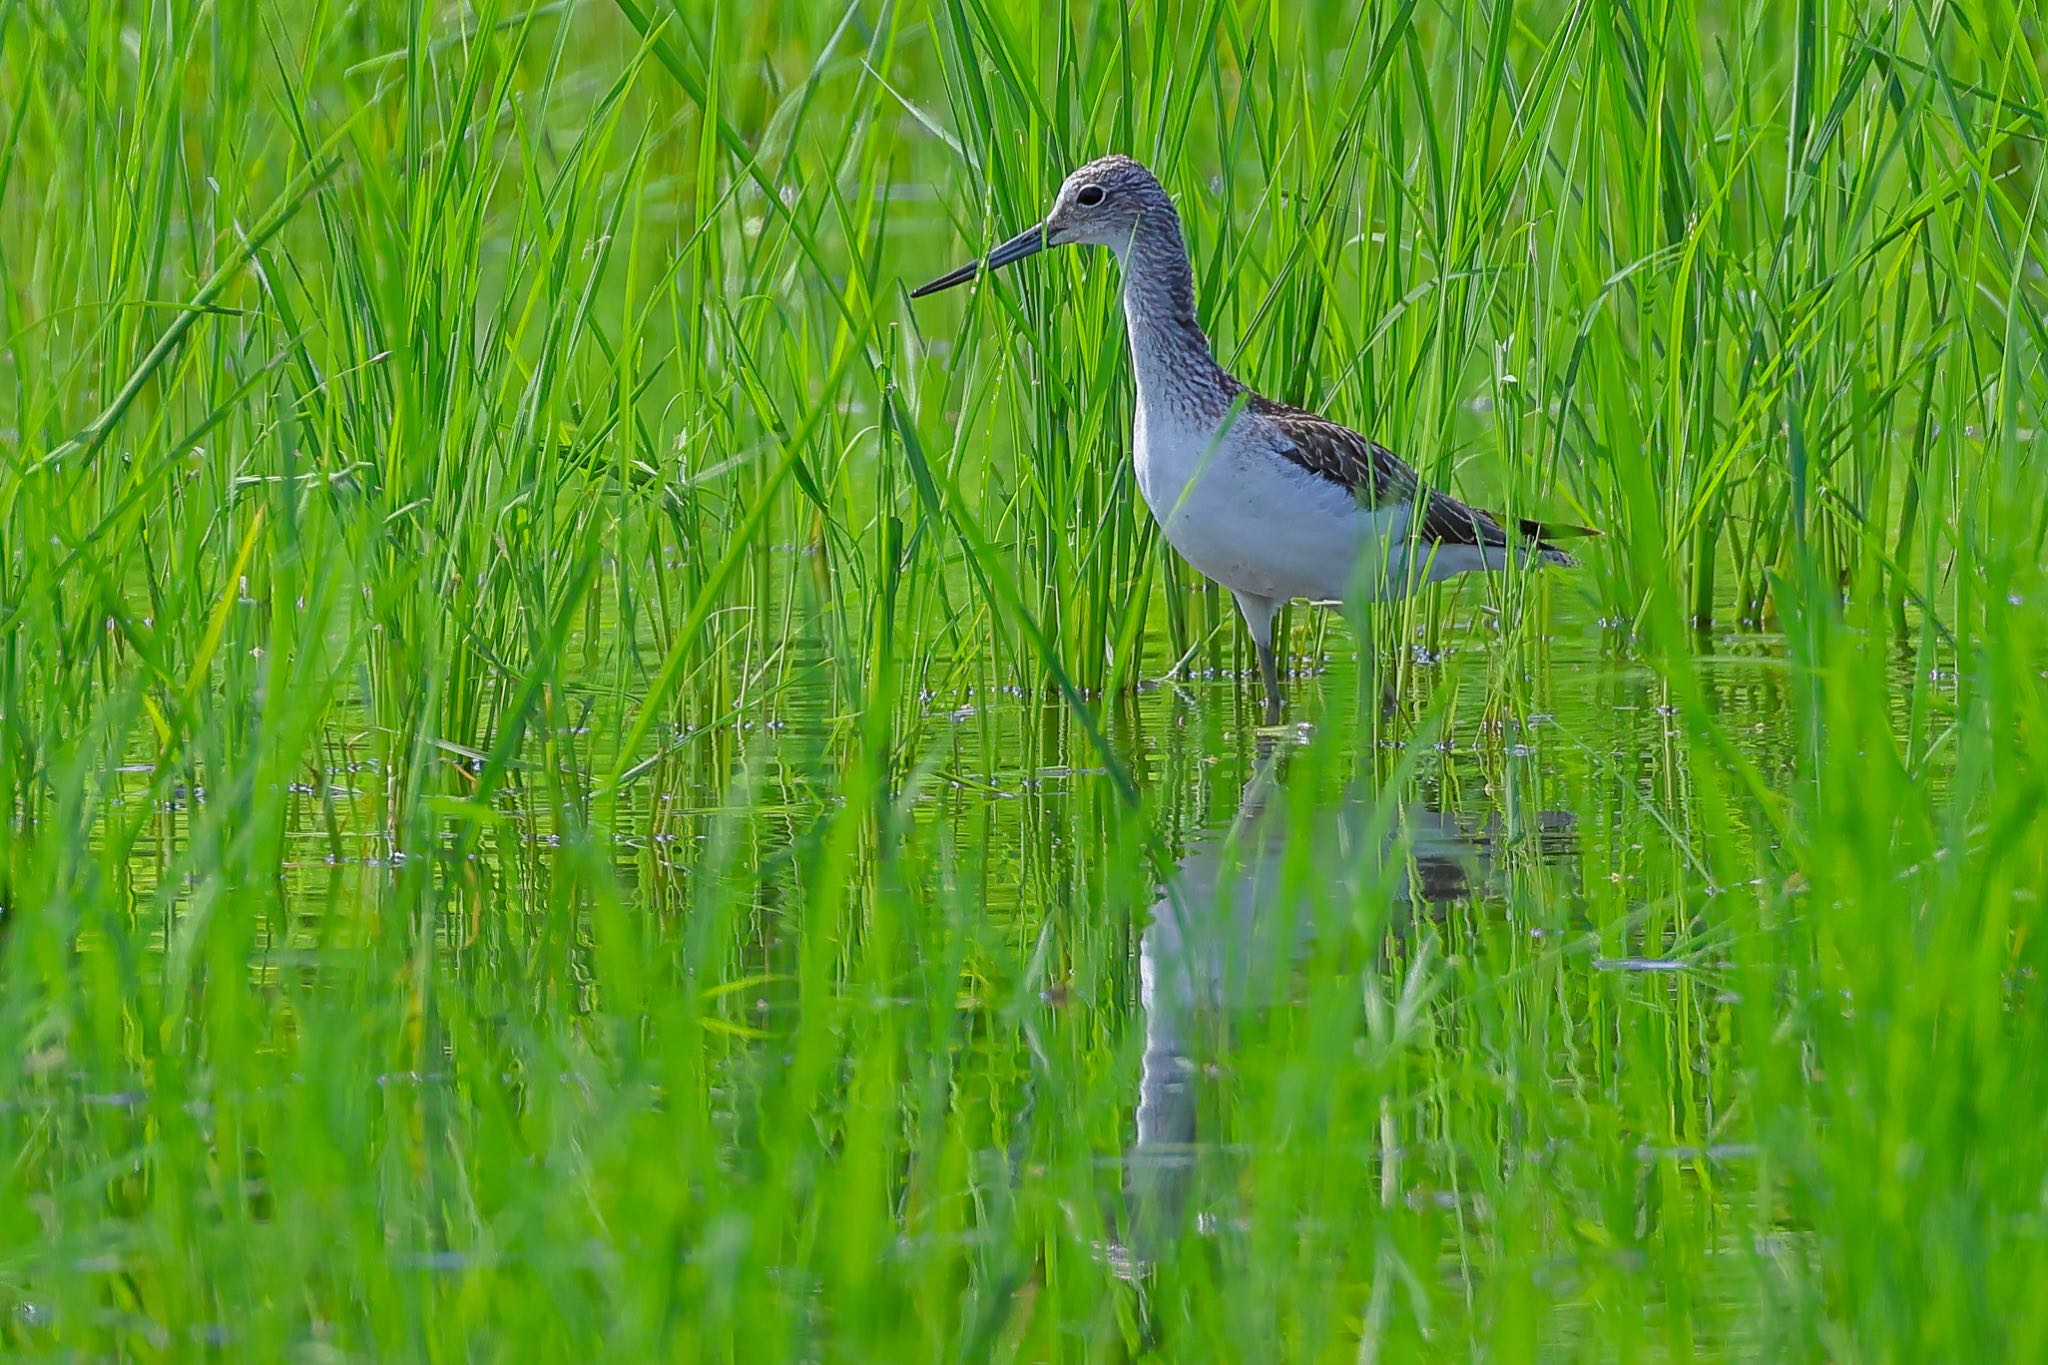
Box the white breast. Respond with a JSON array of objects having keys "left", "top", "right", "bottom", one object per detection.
[{"left": 1133, "top": 404, "right": 1412, "bottom": 603}]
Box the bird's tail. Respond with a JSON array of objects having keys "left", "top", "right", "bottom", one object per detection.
[{"left": 1508, "top": 515, "right": 1599, "bottom": 569}]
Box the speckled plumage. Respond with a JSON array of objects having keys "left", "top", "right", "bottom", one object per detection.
[
  {"left": 1068, "top": 156, "right": 1576, "bottom": 568},
  {"left": 911, "top": 153, "right": 1590, "bottom": 720}
]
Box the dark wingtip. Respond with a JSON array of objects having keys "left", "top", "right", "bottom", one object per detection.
[
  {"left": 1516, "top": 516, "right": 1601, "bottom": 540},
  {"left": 1501, "top": 511, "right": 1597, "bottom": 567}
]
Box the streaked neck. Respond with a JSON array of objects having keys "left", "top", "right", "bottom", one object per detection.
[{"left": 1115, "top": 211, "right": 1233, "bottom": 419}]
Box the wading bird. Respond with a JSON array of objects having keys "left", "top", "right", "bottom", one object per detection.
[{"left": 911, "top": 155, "right": 1590, "bottom": 724}]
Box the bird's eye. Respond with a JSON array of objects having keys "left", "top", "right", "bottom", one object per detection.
[{"left": 1076, "top": 185, "right": 1106, "bottom": 207}]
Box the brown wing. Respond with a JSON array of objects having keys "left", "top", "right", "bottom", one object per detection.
[
  {"left": 1245, "top": 393, "right": 1421, "bottom": 509},
  {"left": 1246, "top": 393, "right": 1515, "bottom": 551},
  {"left": 1415, "top": 488, "right": 1519, "bottom": 550}
]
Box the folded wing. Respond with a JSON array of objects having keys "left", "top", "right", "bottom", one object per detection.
[{"left": 1245, "top": 393, "right": 1582, "bottom": 566}]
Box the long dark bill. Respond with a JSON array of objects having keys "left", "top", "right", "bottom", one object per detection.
[{"left": 908, "top": 222, "right": 1048, "bottom": 298}]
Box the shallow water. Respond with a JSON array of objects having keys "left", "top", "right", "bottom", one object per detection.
[{"left": 13, "top": 586, "right": 1960, "bottom": 1355}]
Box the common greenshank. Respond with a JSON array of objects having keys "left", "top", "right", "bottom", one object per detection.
[{"left": 912, "top": 155, "right": 1589, "bottom": 723}]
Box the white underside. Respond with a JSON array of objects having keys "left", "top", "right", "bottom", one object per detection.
[{"left": 1132, "top": 406, "right": 1506, "bottom": 644}]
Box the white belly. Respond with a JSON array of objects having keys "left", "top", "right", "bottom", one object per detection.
[{"left": 1133, "top": 412, "right": 1412, "bottom": 603}]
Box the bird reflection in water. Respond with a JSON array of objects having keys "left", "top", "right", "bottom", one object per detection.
[{"left": 1110, "top": 735, "right": 1574, "bottom": 1278}]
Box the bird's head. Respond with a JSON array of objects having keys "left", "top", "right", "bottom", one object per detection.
[{"left": 910, "top": 155, "right": 1173, "bottom": 298}]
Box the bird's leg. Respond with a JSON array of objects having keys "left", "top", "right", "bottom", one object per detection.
[
  {"left": 1258, "top": 640, "right": 1283, "bottom": 725},
  {"left": 1231, "top": 591, "right": 1285, "bottom": 726}
]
